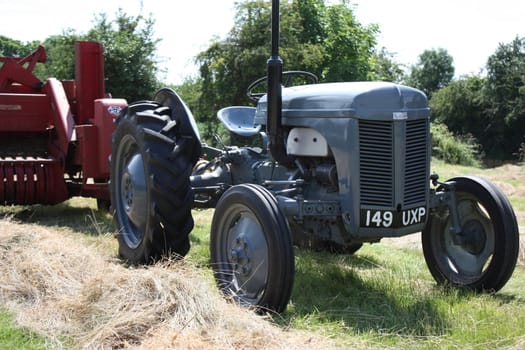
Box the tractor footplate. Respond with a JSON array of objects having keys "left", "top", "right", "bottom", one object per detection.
[{"left": 0, "top": 156, "right": 68, "bottom": 205}]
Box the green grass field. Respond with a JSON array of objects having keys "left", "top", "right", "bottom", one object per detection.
[
  {"left": 189, "top": 208, "right": 525, "bottom": 349},
  {"left": 0, "top": 309, "right": 50, "bottom": 350},
  {"left": 0, "top": 161, "right": 524, "bottom": 349}
]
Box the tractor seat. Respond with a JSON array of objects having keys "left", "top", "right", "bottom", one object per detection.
[{"left": 217, "top": 106, "right": 261, "bottom": 137}]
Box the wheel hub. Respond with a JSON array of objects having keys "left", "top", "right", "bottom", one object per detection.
[
  {"left": 230, "top": 238, "right": 251, "bottom": 275},
  {"left": 120, "top": 153, "right": 148, "bottom": 232},
  {"left": 122, "top": 173, "right": 134, "bottom": 209},
  {"left": 458, "top": 219, "right": 487, "bottom": 254},
  {"left": 218, "top": 207, "right": 271, "bottom": 303}
]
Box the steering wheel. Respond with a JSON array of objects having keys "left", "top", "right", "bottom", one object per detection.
[{"left": 246, "top": 70, "right": 319, "bottom": 101}]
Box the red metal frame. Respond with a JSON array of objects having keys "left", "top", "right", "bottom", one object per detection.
[
  {"left": 0, "top": 45, "right": 47, "bottom": 92},
  {"left": 0, "top": 41, "right": 127, "bottom": 205}
]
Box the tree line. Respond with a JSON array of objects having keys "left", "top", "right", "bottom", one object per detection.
[
  {"left": 0, "top": 9, "right": 161, "bottom": 103},
  {"left": 1, "top": 0, "right": 523, "bottom": 164},
  {"left": 410, "top": 39, "right": 525, "bottom": 162}
]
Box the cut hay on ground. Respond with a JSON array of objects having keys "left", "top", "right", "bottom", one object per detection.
[{"left": 0, "top": 219, "right": 341, "bottom": 349}]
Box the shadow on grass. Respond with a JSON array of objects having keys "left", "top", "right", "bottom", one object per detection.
[
  {"left": 0, "top": 200, "right": 113, "bottom": 236},
  {"left": 280, "top": 248, "right": 451, "bottom": 337}
]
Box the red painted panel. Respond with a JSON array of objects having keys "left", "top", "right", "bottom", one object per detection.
[
  {"left": 45, "top": 79, "right": 75, "bottom": 155},
  {"left": 93, "top": 98, "right": 127, "bottom": 176},
  {"left": 75, "top": 42, "right": 105, "bottom": 125},
  {"left": 0, "top": 93, "right": 51, "bottom": 132},
  {"left": 75, "top": 124, "right": 99, "bottom": 177}
]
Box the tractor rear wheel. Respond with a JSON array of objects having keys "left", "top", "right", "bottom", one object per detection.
[
  {"left": 422, "top": 176, "right": 519, "bottom": 292},
  {"left": 110, "top": 101, "right": 198, "bottom": 264},
  {"left": 210, "top": 184, "right": 295, "bottom": 313}
]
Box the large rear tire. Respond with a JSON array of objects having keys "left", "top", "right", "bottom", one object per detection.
[
  {"left": 210, "top": 184, "right": 295, "bottom": 313},
  {"left": 110, "top": 101, "right": 200, "bottom": 264},
  {"left": 422, "top": 176, "right": 519, "bottom": 292}
]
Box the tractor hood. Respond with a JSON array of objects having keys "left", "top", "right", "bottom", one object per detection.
[{"left": 254, "top": 81, "right": 429, "bottom": 124}]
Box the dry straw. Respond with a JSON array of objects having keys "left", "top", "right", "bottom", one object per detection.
[{"left": 0, "top": 219, "right": 340, "bottom": 350}]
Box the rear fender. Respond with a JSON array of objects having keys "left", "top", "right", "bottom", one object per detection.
[
  {"left": 154, "top": 88, "right": 201, "bottom": 141},
  {"left": 154, "top": 88, "right": 202, "bottom": 164}
]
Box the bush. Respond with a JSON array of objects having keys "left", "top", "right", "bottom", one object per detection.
[
  {"left": 515, "top": 142, "right": 525, "bottom": 163},
  {"left": 431, "top": 122, "right": 481, "bottom": 167}
]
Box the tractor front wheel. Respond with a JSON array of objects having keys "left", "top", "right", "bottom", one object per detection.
[
  {"left": 422, "top": 176, "right": 519, "bottom": 292},
  {"left": 210, "top": 184, "right": 295, "bottom": 313}
]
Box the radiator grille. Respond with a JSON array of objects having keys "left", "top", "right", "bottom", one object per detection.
[
  {"left": 359, "top": 120, "right": 394, "bottom": 206},
  {"left": 404, "top": 119, "right": 428, "bottom": 206},
  {"left": 359, "top": 118, "right": 428, "bottom": 207}
]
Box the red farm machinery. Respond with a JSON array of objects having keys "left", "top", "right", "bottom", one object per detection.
[{"left": 0, "top": 42, "right": 126, "bottom": 206}]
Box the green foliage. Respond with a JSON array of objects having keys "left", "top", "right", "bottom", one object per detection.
[
  {"left": 429, "top": 76, "right": 491, "bottom": 161},
  {"left": 368, "top": 47, "right": 405, "bottom": 83},
  {"left": 34, "top": 30, "right": 81, "bottom": 80},
  {"left": 484, "top": 36, "right": 525, "bottom": 159},
  {"left": 173, "top": 76, "right": 202, "bottom": 113},
  {"left": 431, "top": 122, "right": 480, "bottom": 167},
  {"left": 0, "top": 36, "right": 34, "bottom": 57},
  {"left": 430, "top": 75, "right": 487, "bottom": 131},
  {"left": 430, "top": 37, "right": 525, "bottom": 161},
  {"left": 194, "top": 0, "right": 378, "bottom": 142},
  {"left": 516, "top": 142, "right": 525, "bottom": 163},
  {"left": 321, "top": 1, "right": 378, "bottom": 82},
  {"left": 407, "top": 48, "right": 455, "bottom": 97},
  {"left": 86, "top": 9, "right": 161, "bottom": 101}
]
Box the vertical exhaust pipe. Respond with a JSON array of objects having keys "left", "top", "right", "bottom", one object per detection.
[{"left": 267, "top": 0, "right": 293, "bottom": 166}]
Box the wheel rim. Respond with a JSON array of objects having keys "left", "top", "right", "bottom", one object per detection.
[
  {"left": 435, "top": 194, "right": 495, "bottom": 283},
  {"left": 219, "top": 204, "right": 269, "bottom": 304},
  {"left": 115, "top": 135, "right": 148, "bottom": 249}
]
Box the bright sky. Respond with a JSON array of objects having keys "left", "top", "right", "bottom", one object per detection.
[{"left": 2, "top": 0, "right": 524, "bottom": 84}]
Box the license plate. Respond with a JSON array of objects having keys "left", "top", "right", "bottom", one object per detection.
[{"left": 360, "top": 207, "right": 426, "bottom": 228}]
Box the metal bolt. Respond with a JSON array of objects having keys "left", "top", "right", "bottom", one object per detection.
[{"left": 230, "top": 249, "right": 239, "bottom": 262}]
